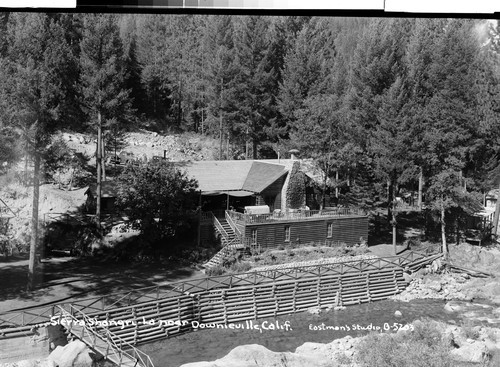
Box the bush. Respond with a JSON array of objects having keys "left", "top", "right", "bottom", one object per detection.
[
  {"left": 205, "top": 265, "right": 225, "bottom": 276},
  {"left": 356, "top": 320, "right": 453, "bottom": 367},
  {"left": 229, "top": 261, "right": 252, "bottom": 273},
  {"left": 460, "top": 319, "right": 480, "bottom": 340}
]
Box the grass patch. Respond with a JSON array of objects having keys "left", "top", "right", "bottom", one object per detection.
[{"left": 245, "top": 243, "right": 369, "bottom": 267}]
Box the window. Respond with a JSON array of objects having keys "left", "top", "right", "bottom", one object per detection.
[
  {"left": 251, "top": 229, "right": 258, "bottom": 244},
  {"left": 285, "top": 226, "right": 291, "bottom": 242},
  {"left": 327, "top": 223, "right": 333, "bottom": 238}
]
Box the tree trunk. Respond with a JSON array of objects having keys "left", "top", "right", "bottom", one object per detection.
[
  {"left": 226, "top": 134, "right": 230, "bottom": 160},
  {"left": 219, "top": 113, "right": 223, "bottom": 160},
  {"left": 68, "top": 168, "right": 74, "bottom": 192},
  {"left": 24, "top": 151, "right": 29, "bottom": 186},
  {"left": 101, "top": 135, "right": 106, "bottom": 181},
  {"left": 387, "top": 180, "right": 393, "bottom": 219},
  {"left": 320, "top": 173, "right": 327, "bottom": 210},
  {"left": 178, "top": 79, "right": 182, "bottom": 126},
  {"left": 335, "top": 170, "right": 339, "bottom": 198},
  {"left": 391, "top": 185, "right": 397, "bottom": 255},
  {"left": 418, "top": 167, "right": 424, "bottom": 210},
  {"left": 201, "top": 106, "right": 204, "bottom": 135},
  {"left": 441, "top": 202, "right": 448, "bottom": 257},
  {"left": 252, "top": 139, "right": 258, "bottom": 160},
  {"left": 492, "top": 182, "right": 500, "bottom": 236},
  {"left": 392, "top": 208, "right": 397, "bottom": 255},
  {"left": 27, "top": 152, "right": 40, "bottom": 291},
  {"left": 96, "top": 111, "right": 102, "bottom": 230}
]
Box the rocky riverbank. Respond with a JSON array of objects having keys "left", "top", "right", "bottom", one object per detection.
[
  {"left": 177, "top": 320, "right": 500, "bottom": 367},
  {"left": 391, "top": 271, "right": 479, "bottom": 302},
  {"left": 391, "top": 243, "right": 500, "bottom": 304}
]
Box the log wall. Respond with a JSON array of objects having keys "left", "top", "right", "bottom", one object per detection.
[{"left": 244, "top": 215, "right": 368, "bottom": 249}]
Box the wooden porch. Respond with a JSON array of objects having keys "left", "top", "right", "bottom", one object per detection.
[{"left": 225, "top": 207, "right": 367, "bottom": 225}]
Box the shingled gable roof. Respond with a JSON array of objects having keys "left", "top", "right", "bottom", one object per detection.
[
  {"left": 180, "top": 160, "right": 288, "bottom": 194},
  {"left": 242, "top": 161, "right": 288, "bottom": 193}
]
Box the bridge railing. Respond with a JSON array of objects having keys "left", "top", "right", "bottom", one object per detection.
[{"left": 60, "top": 305, "right": 154, "bottom": 367}]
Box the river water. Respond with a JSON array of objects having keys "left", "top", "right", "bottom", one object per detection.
[{"left": 139, "top": 298, "right": 500, "bottom": 367}]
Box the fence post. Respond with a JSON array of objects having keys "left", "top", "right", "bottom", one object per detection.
[
  {"left": 252, "top": 288, "right": 257, "bottom": 320},
  {"left": 366, "top": 273, "right": 371, "bottom": 302},
  {"left": 177, "top": 298, "right": 182, "bottom": 333},
  {"left": 317, "top": 273, "right": 321, "bottom": 308},
  {"left": 293, "top": 281, "right": 298, "bottom": 312},
  {"left": 339, "top": 277, "right": 343, "bottom": 306}
]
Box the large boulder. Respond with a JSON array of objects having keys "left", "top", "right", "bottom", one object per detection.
[
  {"left": 179, "top": 344, "right": 331, "bottom": 367},
  {"left": 450, "top": 341, "right": 490, "bottom": 364},
  {"left": 0, "top": 359, "right": 57, "bottom": 367},
  {"left": 48, "top": 340, "right": 93, "bottom": 367},
  {"left": 427, "top": 280, "right": 442, "bottom": 292}
]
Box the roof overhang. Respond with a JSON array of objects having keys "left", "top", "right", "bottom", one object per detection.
[{"left": 201, "top": 190, "right": 255, "bottom": 197}]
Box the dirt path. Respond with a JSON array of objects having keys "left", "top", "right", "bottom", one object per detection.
[{"left": 0, "top": 255, "right": 205, "bottom": 314}]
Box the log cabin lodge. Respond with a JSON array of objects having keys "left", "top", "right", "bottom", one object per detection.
[{"left": 181, "top": 158, "right": 369, "bottom": 250}]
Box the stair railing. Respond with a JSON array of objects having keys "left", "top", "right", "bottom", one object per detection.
[
  {"left": 225, "top": 210, "right": 242, "bottom": 242},
  {"left": 212, "top": 214, "right": 230, "bottom": 245}
]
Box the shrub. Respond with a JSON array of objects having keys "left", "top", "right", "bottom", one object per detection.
[
  {"left": 229, "top": 261, "right": 252, "bottom": 273},
  {"left": 205, "top": 265, "right": 225, "bottom": 276},
  {"left": 460, "top": 319, "right": 480, "bottom": 340},
  {"left": 356, "top": 320, "right": 453, "bottom": 367}
]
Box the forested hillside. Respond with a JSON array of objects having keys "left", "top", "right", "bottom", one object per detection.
[{"left": 1, "top": 14, "right": 500, "bottom": 250}]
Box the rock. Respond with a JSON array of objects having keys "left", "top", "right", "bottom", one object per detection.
[
  {"left": 444, "top": 301, "right": 463, "bottom": 312},
  {"left": 492, "top": 295, "right": 500, "bottom": 305},
  {"left": 450, "top": 341, "right": 489, "bottom": 364},
  {"left": 427, "top": 280, "right": 442, "bottom": 292},
  {"left": 2, "top": 360, "right": 57, "bottom": 367},
  {"left": 395, "top": 310, "right": 402, "bottom": 317},
  {"left": 179, "top": 344, "right": 330, "bottom": 367},
  {"left": 48, "top": 340, "right": 93, "bottom": 367},
  {"left": 307, "top": 306, "right": 321, "bottom": 315}
]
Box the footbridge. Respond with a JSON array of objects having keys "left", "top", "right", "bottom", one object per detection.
[{"left": 0, "top": 250, "right": 442, "bottom": 366}]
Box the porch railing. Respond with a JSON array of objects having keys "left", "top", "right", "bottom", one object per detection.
[{"left": 226, "top": 208, "right": 366, "bottom": 225}]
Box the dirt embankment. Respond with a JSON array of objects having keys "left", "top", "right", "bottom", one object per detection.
[
  {"left": 0, "top": 183, "right": 88, "bottom": 254},
  {"left": 62, "top": 130, "right": 220, "bottom": 164}
]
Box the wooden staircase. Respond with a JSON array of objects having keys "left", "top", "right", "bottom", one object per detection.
[
  {"left": 203, "top": 216, "right": 243, "bottom": 269},
  {"left": 219, "top": 218, "right": 236, "bottom": 246}
]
